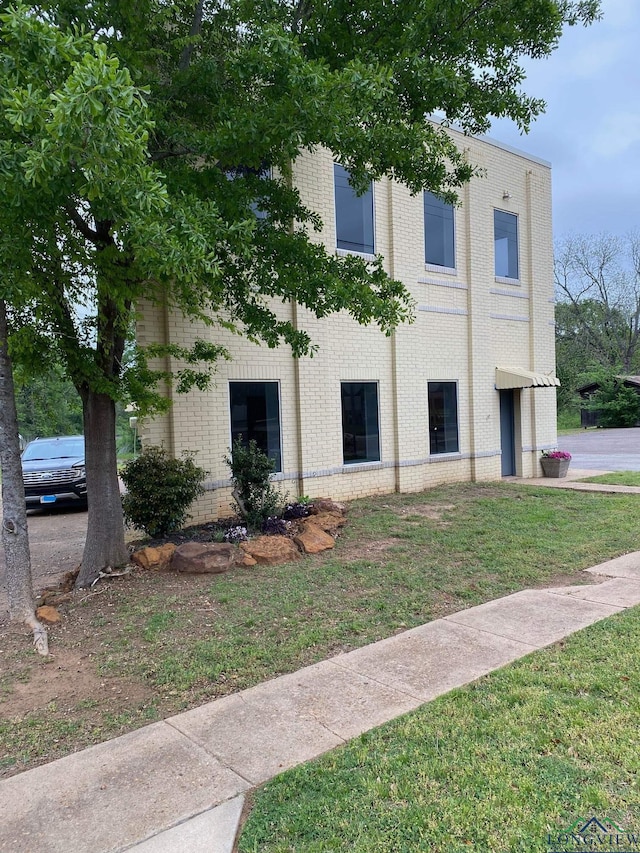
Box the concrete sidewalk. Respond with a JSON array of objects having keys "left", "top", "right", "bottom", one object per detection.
[
  {"left": 2, "top": 553, "right": 640, "bottom": 853},
  {"left": 509, "top": 467, "right": 640, "bottom": 494}
]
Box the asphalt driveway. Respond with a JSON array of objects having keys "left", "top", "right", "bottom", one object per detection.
[{"left": 558, "top": 427, "right": 640, "bottom": 471}]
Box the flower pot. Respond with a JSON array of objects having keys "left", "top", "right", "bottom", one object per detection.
[{"left": 540, "top": 457, "right": 570, "bottom": 478}]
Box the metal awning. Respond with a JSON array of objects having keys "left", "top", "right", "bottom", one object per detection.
[{"left": 495, "top": 367, "right": 560, "bottom": 389}]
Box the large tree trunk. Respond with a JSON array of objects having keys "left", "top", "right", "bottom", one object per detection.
[
  {"left": 0, "top": 300, "right": 48, "bottom": 654},
  {"left": 75, "top": 389, "right": 129, "bottom": 588}
]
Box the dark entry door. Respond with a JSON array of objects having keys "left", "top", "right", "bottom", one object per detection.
[{"left": 499, "top": 390, "right": 516, "bottom": 476}]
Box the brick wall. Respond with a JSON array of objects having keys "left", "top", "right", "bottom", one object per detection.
[{"left": 138, "top": 128, "right": 557, "bottom": 521}]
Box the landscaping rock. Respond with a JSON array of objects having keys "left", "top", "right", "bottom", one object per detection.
[
  {"left": 36, "top": 605, "right": 61, "bottom": 624},
  {"left": 305, "top": 511, "right": 347, "bottom": 533},
  {"left": 131, "top": 543, "right": 177, "bottom": 572},
  {"left": 294, "top": 522, "right": 335, "bottom": 554},
  {"left": 240, "top": 535, "right": 300, "bottom": 566},
  {"left": 236, "top": 552, "right": 258, "bottom": 567},
  {"left": 309, "top": 498, "right": 347, "bottom": 516},
  {"left": 38, "top": 590, "right": 73, "bottom": 607},
  {"left": 172, "top": 542, "right": 235, "bottom": 574}
]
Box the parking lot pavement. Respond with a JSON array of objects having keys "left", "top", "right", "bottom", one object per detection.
[
  {"left": 0, "top": 504, "right": 87, "bottom": 619},
  {"left": 558, "top": 427, "right": 640, "bottom": 471}
]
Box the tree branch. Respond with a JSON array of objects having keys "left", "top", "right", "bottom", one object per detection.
[
  {"left": 149, "top": 145, "right": 194, "bottom": 163},
  {"left": 65, "top": 203, "right": 101, "bottom": 245},
  {"left": 179, "top": 0, "right": 205, "bottom": 71}
]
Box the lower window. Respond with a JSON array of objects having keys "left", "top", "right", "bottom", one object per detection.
[
  {"left": 341, "top": 382, "right": 380, "bottom": 464},
  {"left": 229, "top": 381, "right": 282, "bottom": 472},
  {"left": 428, "top": 382, "right": 459, "bottom": 454}
]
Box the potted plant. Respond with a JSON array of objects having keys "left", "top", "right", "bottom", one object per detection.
[{"left": 540, "top": 449, "right": 571, "bottom": 478}]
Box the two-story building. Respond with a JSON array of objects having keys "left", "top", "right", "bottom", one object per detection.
[{"left": 138, "top": 127, "right": 559, "bottom": 521}]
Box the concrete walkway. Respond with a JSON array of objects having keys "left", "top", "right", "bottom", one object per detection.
[
  {"left": 2, "top": 549, "right": 640, "bottom": 853},
  {"left": 509, "top": 466, "right": 640, "bottom": 494}
]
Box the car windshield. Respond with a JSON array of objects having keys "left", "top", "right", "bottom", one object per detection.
[{"left": 22, "top": 438, "right": 85, "bottom": 461}]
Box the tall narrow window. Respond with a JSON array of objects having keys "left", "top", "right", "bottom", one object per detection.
[
  {"left": 229, "top": 382, "right": 282, "bottom": 471},
  {"left": 341, "top": 382, "right": 380, "bottom": 464},
  {"left": 334, "top": 164, "right": 374, "bottom": 254},
  {"left": 424, "top": 191, "right": 455, "bottom": 268},
  {"left": 225, "top": 164, "right": 270, "bottom": 219},
  {"left": 494, "top": 210, "right": 519, "bottom": 279},
  {"left": 428, "top": 382, "right": 459, "bottom": 455}
]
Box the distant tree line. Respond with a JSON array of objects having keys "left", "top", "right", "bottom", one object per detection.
[
  {"left": 555, "top": 233, "right": 640, "bottom": 428},
  {"left": 14, "top": 363, "right": 135, "bottom": 452}
]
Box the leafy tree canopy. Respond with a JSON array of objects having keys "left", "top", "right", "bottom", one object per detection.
[
  {"left": 0, "top": 0, "right": 600, "bottom": 584},
  {"left": 555, "top": 234, "right": 640, "bottom": 416}
]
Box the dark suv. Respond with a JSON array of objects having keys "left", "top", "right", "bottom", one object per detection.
[{"left": 21, "top": 436, "right": 87, "bottom": 509}]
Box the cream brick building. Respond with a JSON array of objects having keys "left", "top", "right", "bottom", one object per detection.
[{"left": 138, "top": 128, "right": 559, "bottom": 522}]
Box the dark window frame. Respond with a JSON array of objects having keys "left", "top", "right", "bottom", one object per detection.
[
  {"left": 334, "top": 164, "right": 375, "bottom": 255},
  {"left": 341, "top": 381, "right": 381, "bottom": 465},
  {"left": 494, "top": 209, "right": 519, "bottom": 279},
  {"left": 424, "top": 191, "right": 455, "bottom": 268},
  {"left": 428, "top": 381, "right": 460, "bottom": 455},
  {"left": 229, "top": 380, "right": 282, "bottom": 472}
]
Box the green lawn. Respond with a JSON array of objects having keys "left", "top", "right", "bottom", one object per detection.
[
  {"left": 136, "top": 483, "right": 640, "bottom": 694},
  {"left": 579, "top": 471, "right": 640, "bottom": 487},
  {"left": 3, "top": 482, "right": 640, "bottom": 775},
  {"left": 239, "top": 607, "right": 640, "bottom": 853}
]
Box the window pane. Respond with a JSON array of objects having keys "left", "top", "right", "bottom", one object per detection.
[
  {"left": 230, "top": 382, "right": 281, "bottom": 471},
  {"left": 341, "top": 382, "right": 380, "bottom": 464},
  {"left": 428, "top": 382, "right": 459, "bottom": 454},
  {"left": 494, "top": 210, "right": 519, "bottom": 278},
  {"left": 424, "top": 191, "right": 455, "bottom": 267},
  {"left": 225, "top": 165, "right": 270, "bottom": 219},
  {"left": 334, "top": 164, "right": 374, "bottom": 254}
]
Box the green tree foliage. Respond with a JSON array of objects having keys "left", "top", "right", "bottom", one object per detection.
[
  {"left": 555, "top": 234, "right": 640, "bottom": 422},
  {"left": 554, "top": 300, "right": 630, "bottom": 414},
  {"left": 0, "top": 2, "right": 600, "bottom": 585},
  {"left": 584, "top": 369, "right": 640, "bottom": 429},
  {"left": 13, "top": 364, "right": 83, "bottom": 441},
  {"left": 121, "top": 446, "right": 206, "bottom": 537}
]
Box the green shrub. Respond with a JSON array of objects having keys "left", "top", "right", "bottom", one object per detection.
[
  {"left": 590, "top": 378, "right": 640, "bottom": 428},
  {"left": 121, "top": 446, "right": 206, "bottom": 537},
  {"left": 225, "top": 438, "right": 282, "bottom": 530}
]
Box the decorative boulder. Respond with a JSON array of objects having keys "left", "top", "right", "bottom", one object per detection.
[
  {"left": 305, "top": 511, "right": 346, "bottom": 533},
  {"left": 172, "top": 542, "right": 235, "bottom": 574},
  {"left": 236, "top": 552, "right": 258, "bottom": 567},
  {"left": 309, "top": 498, "right": 347, "bottom": 516},
  {"left": 294, "top": 522, "right": 335, "bottom": 555},
  {"left": 131, "top": 543, "right": 177, "bottom": 572},
  {"left": 240, "top": 535, "right": 300, "bottom": 566},
  {"left": 36, "top": 605, "right": 61, "bottom": 624}
]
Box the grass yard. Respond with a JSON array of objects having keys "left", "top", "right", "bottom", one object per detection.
[
  {"left": 579, "top": 471, "right": 640, "bottom": 487},
  {"left": 239, "top": 607, "right": 640, "bottom": 853},
  {"left": 2, "top": 482, "right": 640, "bottom": 777}
]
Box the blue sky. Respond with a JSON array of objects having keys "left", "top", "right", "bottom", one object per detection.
[{"left": 489, "top": 0, "right": 640, "bottom": 240}]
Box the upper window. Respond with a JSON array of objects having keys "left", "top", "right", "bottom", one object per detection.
[
  {"left": 229, "top": 381, "right": 282, "bottom": 472},
  {"left": 494, "top": 210, "right": 519, "bottom": 279},
  {"left": 428, "top": 382, "right": 459, "bottom": 455},
  {"left": 225, "top": 164, "right": 270, "bottom": 219},
  {"left": 334, "top": 164, "right": 374, "bottom": 254},
  {"left": 424, "top": 191, "right": 455, "bottom": 268},
  {"left": 341, "top": 382, "right": 380, "bottom": 464}
]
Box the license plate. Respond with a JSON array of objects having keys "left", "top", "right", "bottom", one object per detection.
[{"left": 40, "top": 495, "right": 57, "bottom": 504}]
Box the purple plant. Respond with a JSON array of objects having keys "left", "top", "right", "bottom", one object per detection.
[
  {"left": 282, "top": 502, "right": 310, "bottom": 520},
  {"left": 541, "top": 450, "right": 572, "bottom": 460},
  {"left": 262, "top": 516, "right": 289, "bottom": 536},
  {"left": 224, "top": 525, "right": 248, "bottom": 544}
]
